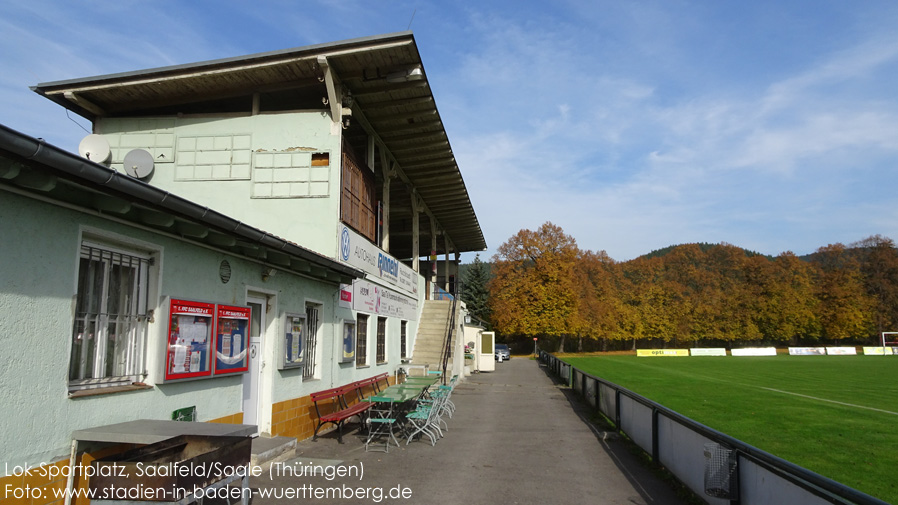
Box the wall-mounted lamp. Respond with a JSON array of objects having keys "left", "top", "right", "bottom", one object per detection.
[
  {"left": 385, "top": 66, "right": 424, "bottom": 83},
  {"left": 262, "top": 267, "right": 277, "bottom": 282}
]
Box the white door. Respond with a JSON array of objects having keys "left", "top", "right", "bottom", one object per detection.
[
  {"left": 479, "top": 331, "right": 496, "bottom": 372},
  {"left": 243, "top": 297, "right": 265, "bottom": 430}
]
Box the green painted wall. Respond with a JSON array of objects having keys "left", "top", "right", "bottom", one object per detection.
[
  {"left": 0, "top": 190, "right": 349, "bottom": 465},
  {"left": 97, "top": 113, "right": 343, "bottom": 258}
]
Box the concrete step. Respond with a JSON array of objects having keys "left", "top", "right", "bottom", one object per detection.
[{"left": 251, "top": 435, "right": 296, "bottom": 469}]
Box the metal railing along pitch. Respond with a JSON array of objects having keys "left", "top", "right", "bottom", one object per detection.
[{"left": 539, "top": 351, "right": 889, "bottom": 505}]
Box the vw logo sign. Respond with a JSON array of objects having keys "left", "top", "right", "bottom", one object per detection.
[{"left": 340, "top": 227, "right": 351, "bottom": 261}]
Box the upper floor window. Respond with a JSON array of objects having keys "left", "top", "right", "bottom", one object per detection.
[{"left": 69, "top": 241, "right": 154, "bottom": 391}]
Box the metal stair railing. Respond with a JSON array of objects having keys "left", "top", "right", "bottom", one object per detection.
[{"left": 437, "top": 281, "right": 461, "bottom": 384}]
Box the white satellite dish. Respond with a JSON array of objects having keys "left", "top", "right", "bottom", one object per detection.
[
  {"left": 123, "top": 149, "right": 155, "bottom": 179},
  {"left": 78, "top": 134, "right": 111, "bottom": 163}
]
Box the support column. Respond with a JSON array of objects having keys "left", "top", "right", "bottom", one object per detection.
[
  {"left": 411, "top": 191, "right": 420, "bottom": 273},
  {"left": 444, "top": 235, "right": 450, "bottom": 292},
  {"left": 317, "top": 56, "right": 342, "bottom": 125},
  {"left": 454, "top": 251, "right": 461, "bottom": 295},
  {"left": 430, "top": 216, "right": 438, "bottom": 290},
  {"left": 380, "top": 150, "right": 392, "bottom": 253}
]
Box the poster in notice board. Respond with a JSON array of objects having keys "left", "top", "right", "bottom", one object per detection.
[
  {"left": 280, "top": 313, "right": 305, "bottom": 370},
  {"left": 214, "top": 305, "right": 251, "bottom": 375},
  {"left": 165, "top": 299, "right": 214, "bottom": 381},
  {"left": 341, "top": 319, "right": 356, "bottom": 363}
]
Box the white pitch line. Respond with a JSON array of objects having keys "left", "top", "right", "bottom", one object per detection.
[{"left": 759, "top": 387, "right": 898, "bottom": 416}]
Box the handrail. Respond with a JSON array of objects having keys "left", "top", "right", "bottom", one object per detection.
[
  {"left": 539, "top": 351, "right": 890, "bottom": 505},
  {"left": 438, "top": 281, "right": 461, "bottom": 384}
]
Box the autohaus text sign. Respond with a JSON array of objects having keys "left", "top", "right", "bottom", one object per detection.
[{"left": 338, "top": 225, "right": 418, "bottom": 296}]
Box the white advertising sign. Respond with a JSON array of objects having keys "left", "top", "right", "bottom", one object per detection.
[
  {"left": 789, "top": 347, "right": 826, "bottom": 356},
  {"left": 338, "top": 225, "right": 418, "bottom": 296},
  {"left": 352, "top": 279, "right": 418, "bottom": 320},
  {"left": 862, "top": 347, "right": 897, "bottom": 355},
  {"left": 731, "top": 347, "right": 777, "bottom": 356},
  {"left": 825, "top": 347, "right": 857, "bottom": 355},
  {"left": 690, "top": 348, "right": 727, "bottom": 356}
]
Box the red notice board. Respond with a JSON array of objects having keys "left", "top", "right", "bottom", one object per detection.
[
  {"left": 165, "top": 299, "right": 215, "bottom": 381},
  {"left": 214, "top": 305, "right": 251, "bottom": 375}
]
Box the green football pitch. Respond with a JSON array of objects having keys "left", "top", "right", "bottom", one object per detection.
[{"left": 561, "top": 354, "right": 898, "bottom": 503}]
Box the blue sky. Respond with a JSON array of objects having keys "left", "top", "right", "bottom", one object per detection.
[{"left": 3, "top": 1, "right": 898, "bottom": 261}]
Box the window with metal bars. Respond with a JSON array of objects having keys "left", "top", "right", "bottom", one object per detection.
[
  {"left": 376, "top": 317, "right": 387, "bottom": 364},
  {"left": 303, "top": 304, "right": 320, "bottom": 379},
  {"left": 400, "top": 321, "right": 408, "bottom": 359},
  {"left": 356, "top": 314, "right": 368, "bottom": 367},
  {"left": 69, "top": 242, "right": 152, "bottom": 390}
]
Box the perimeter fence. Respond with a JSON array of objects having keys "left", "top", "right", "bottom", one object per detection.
[{"left": 540, "top": 351, "right": 888, "bottom": 505}]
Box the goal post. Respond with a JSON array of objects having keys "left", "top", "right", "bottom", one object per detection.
[{"left": 881, "top": 332, "right": 898, "bottom": 354}]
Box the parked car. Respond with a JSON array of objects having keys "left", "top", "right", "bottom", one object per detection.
[{"left": 495, "top": 344, "right": 511, "bottom": 361}]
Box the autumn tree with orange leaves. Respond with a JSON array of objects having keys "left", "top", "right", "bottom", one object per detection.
[
  {"left": 489, "top": 222, "right": 579, "bottom": 352},
  {"left": 485, "top": 224, "right": 897, "bottom": 350}
]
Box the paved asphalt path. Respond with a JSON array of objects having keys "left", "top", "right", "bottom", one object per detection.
[{"left": 246, "top": 358, "right": 689, "bottom": 505}]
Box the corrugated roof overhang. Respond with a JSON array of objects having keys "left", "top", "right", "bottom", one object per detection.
[{"left": 32, "top": 32, "right": 486, "bottom": 257}]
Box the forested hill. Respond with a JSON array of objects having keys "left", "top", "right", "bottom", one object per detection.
[
  {"left": 462, "top": 227, "right": 898, "bottom": 348},
  {"left": 639, "top": 242, "right": 771, "bottom": 261}
]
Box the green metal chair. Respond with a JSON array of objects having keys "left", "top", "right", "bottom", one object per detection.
[{"left": 365, "top": 397, "right": 400, "bottom": 452}]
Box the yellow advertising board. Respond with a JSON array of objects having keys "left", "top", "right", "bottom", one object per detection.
[{"left": 636, "top": 349, "right": 689, "bottom": 357}]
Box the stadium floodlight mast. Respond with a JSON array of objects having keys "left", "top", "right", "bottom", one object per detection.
[{"left": 881, "top": 332, "right": 898, "bottom": 355}]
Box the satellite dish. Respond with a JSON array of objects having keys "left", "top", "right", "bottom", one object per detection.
[
  {"left": 123, "top": 149, "right": 155, "bottom": 179},
  {"left": 78, "top": 134, "right": 111, "bottom": 163}
]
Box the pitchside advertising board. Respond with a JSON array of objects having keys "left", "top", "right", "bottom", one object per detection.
[
  {"left": 730, "top": 347, "right": 778, "bottom": 356},
  {"left": 863, "top": 347, "right": 898, "bottom": 355},
  {"left": 636, "top": 349, "right": 727, "bottom": 356},
  {"left": 637, "top": 349, "right": 690, "bottom": 357},
  {"left": 689, "top": 348, "right": 727, "bottom": 356},
  {"left": 635, "top": 346, "right": 891, "bottom": 357},
  {"left": 337, "top": 225, "right": 417, "bottom": 296},
  {"left": 788, "top": 347, "right": 862, "bottom": 355}
]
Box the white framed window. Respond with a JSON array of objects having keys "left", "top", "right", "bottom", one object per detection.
[
  {"left": 400, "top": 320, "right": 408, "bottom": 359},
  {"left": 376, "top": 317, "right": 387, "bottom": 364},
  {"left": 69, "top": 241, "right": 154, "bottom": 390},
  {"left": 303, "top": 302, "right": 321, "bottom": 380},
  {"left": 356, "top": 314, "right": 369, "bottom": 367}
]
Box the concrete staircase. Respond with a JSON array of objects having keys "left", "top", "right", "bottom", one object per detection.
[{"left": 410, "top": 300, "right": 457, "bottom": 371}]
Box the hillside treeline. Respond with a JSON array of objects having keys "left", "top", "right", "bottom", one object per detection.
[{"left": 486, "top": 223, "right": 898, "bottom": 352}]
